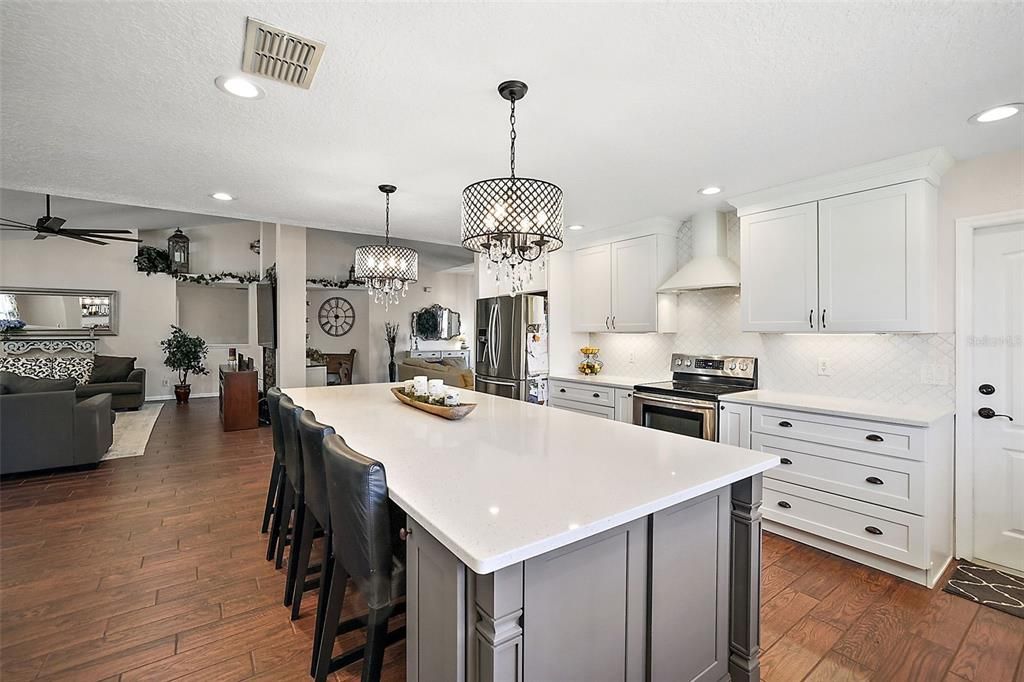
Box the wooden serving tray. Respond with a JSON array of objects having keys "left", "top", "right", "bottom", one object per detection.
[{"left": 391, "top": 388, "right": 477, "bottom": 421}]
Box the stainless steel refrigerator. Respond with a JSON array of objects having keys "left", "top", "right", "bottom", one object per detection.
[{"left": 475, "top": 294, "right": 548, "bottom": 402}]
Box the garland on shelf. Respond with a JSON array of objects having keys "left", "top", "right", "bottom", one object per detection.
[{"left": 134, "top": 248, "right": 362, "bottom": 289}]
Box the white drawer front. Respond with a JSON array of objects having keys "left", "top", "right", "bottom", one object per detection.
[
  {"left": 764, "top": 480, "right": 927, "bottom": 568},
  {"left": 549, "top": 397, "right": 615, "bottom": 420},
  {"left": 549, "top": 381, "right": 615, "bottom": 407},
  {"left": 751, "top": 406, "right": 921, "bottom": 461},
  {"left": 752, "top": 433, "right": 924, "bottom": 514},
  {"left": 411, "top": 351, "right": 443, "bottom": 360}
]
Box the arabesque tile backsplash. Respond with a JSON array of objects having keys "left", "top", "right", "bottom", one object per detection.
[{"left": 589, "top": 214, "right": 955, "bottom": 407}]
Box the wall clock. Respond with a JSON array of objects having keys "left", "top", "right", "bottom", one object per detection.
[{"left": 318, "top": 297, "right": 356, "bottom": 337}]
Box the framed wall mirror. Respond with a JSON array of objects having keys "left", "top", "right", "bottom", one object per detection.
[
  {"left": 0, "top": 287, "right": 118, "bottom": 336},
  {"left": 411, "top": 304, "right": 461, "bottom": 340}
]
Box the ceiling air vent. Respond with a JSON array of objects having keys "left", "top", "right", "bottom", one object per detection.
[{"left": 241, "top": 18, "right": 326, "bottom": 90}]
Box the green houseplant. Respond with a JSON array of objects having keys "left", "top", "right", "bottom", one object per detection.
[{"left": 160, "top": 325, "right": 209, "bottom": 404}]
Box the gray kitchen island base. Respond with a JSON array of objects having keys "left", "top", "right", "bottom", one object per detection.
[{"left": 407, "top": 475, "right": 763, "bottom": 682}]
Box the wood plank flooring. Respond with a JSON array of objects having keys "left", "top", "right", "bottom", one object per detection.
[{"left": 2, "top": 397, "right": 1022, "bottom": 681}]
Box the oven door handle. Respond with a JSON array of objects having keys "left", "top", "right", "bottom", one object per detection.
[{"left": 632, "top": 393, "right": 718, "bottom": 411}]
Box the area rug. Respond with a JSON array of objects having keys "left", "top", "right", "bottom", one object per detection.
[
  {"left": 101, "top": 402, "right": 163, "bottom": 461},
  {"left": 943, "top": 562, "right": 1024, "bottom": 619}
]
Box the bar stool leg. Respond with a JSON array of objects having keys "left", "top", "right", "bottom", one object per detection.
[
  {"left": 362, "top": 607, "right": 390, "bottom": 682},
  {"left": 313, "top": 561, "right": 348, "bottom": 682},
  {"left": 275, "top": 482, "right": 294, "bottom": 570},
  {"left": 284, "top": 494, "right": 307, "bottom": 607},
  {"left": 290, "top": 511, "right": 317, "bottom": 619},
  {"left": 261, "top": 460, "right": 282, "bottom": 533},
  {"left": 266, "top": 468, "right": 288, "bottom": 562},
  {"left": 310, "top": 535, "right": 333, "bottom": 676}
]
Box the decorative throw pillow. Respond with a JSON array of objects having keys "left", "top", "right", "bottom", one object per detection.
[
  {"left": 0, "top": 371, "right": 76, "bottom": 394},
  {"left": 90, "top": 355, "right": 136, "bottom": 383},
  {"left": 52, "top": 356, "right": 95, "bottom": 385},
  {"left": 0, "top": 356, "right": 56, "bottom": 379}
]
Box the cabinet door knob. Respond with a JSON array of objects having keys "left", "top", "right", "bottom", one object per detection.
[
  {"left": 865, "top": 526, "right": 883, "bottom": 536},
  {"left": 865, "top": 476, "right": 884, "bottom": 485},
  {"left": 865, "top": 434, "right": 884, "bottom": 442},
  {"left": 780, "top": 457, "right": 793, "bottom": 465},
  {"left": 777, "top": 500, "right": 792, "bottom": 509},
  {"left": 778, "top": 421, "right": 793, "bottom": 428}
]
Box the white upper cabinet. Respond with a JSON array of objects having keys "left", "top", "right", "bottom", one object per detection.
[
  {"left": 570, "top": 244, "right": 612, "bottom": 331},
  {"left": 732, "top": 149, "right": 950, "bottom": 334},
  {"left": 818, "top": 181, "right": 934, "bottom": 332},
  {"left": 740, "top": 203, "right": 818, "bottom": 332},
  {"left": 571, "top": 232, "right": 677, "bottom": 333}
]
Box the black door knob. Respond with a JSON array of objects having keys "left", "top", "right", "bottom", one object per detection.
[
  {"left": 978, "top": 407, "right": 1014, "bottom": 421},
  {"left": 559, "top": 388, "right": 566, "bottom": 393},
  {"left": 777, "top": 500, "right": 791, "bottom": 509},
  {"left": 593, "top": 393, "right": 600, "bottom": 398},
  {"left": 979, "top": 383, "right": 996, "bottom": 395},
  {"left": 865, "top": 434, "right": 884, "bottom": 442},
  {"left": 865, "top": 526, "right": 883, "bottom": 535},
  {"left": 780, "top": 457, "right": 793, "bottom": 465},
  {"left": 865, "top": 476, "right": 884, "bottom": 485}
]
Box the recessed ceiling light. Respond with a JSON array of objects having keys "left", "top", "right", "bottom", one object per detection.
[
  {"left": 214, "top": 75, "right": 265, "bottom": 100},
  {"left": 568, "top": 224, "right": 584, "bottom": 231},
  {"left": 969, "top": 103, "right": 1022, "bottom": 124},
  {"left": 210, "top": 192, "right": 235, "bottom": 201},
  {"left": 698, "top": 186, "right": 722, "bottom": 196}
]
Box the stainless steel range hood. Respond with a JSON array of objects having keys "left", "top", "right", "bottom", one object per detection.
[{"left": 658, "top": 210, "right": 739, "bottom": 291}]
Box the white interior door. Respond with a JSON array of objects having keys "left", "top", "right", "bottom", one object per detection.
[
  {"left": 571, "top": 244, "right": 612, "bottom": 332},
  {"left": 739, "top": 202, "right": 818, "bottom": 332},
  {"left": 971, "top": 221, "right": 1024, "bottom": 573},
  {"left": 610, "top": 235, "right": 657, "bottom": 332}
]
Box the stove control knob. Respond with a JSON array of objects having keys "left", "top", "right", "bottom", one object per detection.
[
  {"left": 739, "top": 362, "right": 748, "bottom": 371},
  {"left": 729, "top": 363, "right": 737, "bottom": 370},
  {"left": 684, "top": 359, "right": 692, "bottom": 367},
  {"left": 675, "top": 358, "right": 683, "bottom": 366}
]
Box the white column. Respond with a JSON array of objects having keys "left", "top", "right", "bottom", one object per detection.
[
  {"left": 276, "top": 223, "right": 307, "bottom": 389},
  {"left": 259, "top": 221, "right": 276, "bottom": 275}
]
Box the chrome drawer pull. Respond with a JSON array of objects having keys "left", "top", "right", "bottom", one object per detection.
[
  {"left": 865, "top": 434, "right": 884, "bottom": 442},
  {"left": 778, "top": 421, "right": 793, "bottom": 428},
  {"left": 777, "top": 500, "right": 792, "bottom": 509},
  {"left": 865, "top": 526, "right": 883, "bottom": 535},
  {"left": 779, "top": 457, "right": 793, "bottom": 465},
  {"left": 865, "top": 476, "right": 884, "bottom": 485}
]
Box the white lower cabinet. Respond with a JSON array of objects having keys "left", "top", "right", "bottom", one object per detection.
[
  {"left": 549, "top": 379, "right": 635, "bottom": 423},
  {"left": 720, "top": 398, "right": 953, "bottom": 587}
]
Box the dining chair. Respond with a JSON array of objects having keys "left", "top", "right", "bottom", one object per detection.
[
  {"left": 324, "top": 350, "right": 357, "bottom": 385},
  {"left": 313, "top": 433, "right": 407, "bottom": 682}
]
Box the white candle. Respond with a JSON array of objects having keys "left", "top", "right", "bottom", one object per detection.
[
  {"left": 403, "top": 379, "right": 415, "bottom": 393},
  {"left": 413, "top": 375, "right": 429, "bottom": 397},
  {"left": 444, "top": 389, "right": 461, "bottom": 406},
  {"left": 428, "top": 379, "right": 445, "bottom": 400}
]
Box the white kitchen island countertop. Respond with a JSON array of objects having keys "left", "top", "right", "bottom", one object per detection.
[
  {"left": 721, "top": 389, "right": 954, "bottom": 427},
  {"left": 286, "top": 384, "right": 778, "bottom": 574}
]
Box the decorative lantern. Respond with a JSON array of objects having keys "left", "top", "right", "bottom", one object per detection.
[{"left": 167, "top": 228, "right": 190, "bottom": 273}]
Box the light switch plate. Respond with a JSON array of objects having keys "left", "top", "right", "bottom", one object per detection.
[{"left": 817, "top": 358, "right": 833, "bottom": 376}]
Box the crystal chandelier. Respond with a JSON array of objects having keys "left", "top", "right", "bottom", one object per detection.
[
  {"left": 462, "top": 80, "right": 563, "bottom": 294},
  {"left": 354, "top": 185, "right": 418, "bottom": 310}
]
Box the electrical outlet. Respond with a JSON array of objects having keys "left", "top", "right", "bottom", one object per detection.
[
  {"left": 628, "top": 351, "right": 637, "bottom": 364},
  {"left": 161, "top": 377, "right": 170, "bottom": 387},
  {"left": 817, "top": 358, "right": 833, "bottom": 376}
]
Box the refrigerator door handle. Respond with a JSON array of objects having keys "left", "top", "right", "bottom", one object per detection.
[
  {"left": 494, "top": 303, "right": 502, "bottom": 370},
  {"left": 489, "top": 304, "right": 498, "bottom": 368},
  {"left": 477, "top": 376, "right": 518, "bottom": 388}
]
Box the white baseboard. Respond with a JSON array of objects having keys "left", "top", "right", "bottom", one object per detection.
[{"left": 146, "top": 392, "right": 218, "bottom": 402}]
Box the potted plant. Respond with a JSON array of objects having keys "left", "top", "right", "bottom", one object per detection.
[
  {"left": 160, "top": 325, "right": 209, "bottom": 404},
  {"left": 385, "top": 321, "right": 399, "bottom": 382}
]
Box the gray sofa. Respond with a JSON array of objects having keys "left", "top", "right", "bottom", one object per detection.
[
  {"left": 77, "top": 367, "right": 146, "bottom": 410},
  {"left": 0, "top": 374, "right": 113, "bottom": 475}
]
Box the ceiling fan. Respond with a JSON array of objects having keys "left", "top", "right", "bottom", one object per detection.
[{"left": 0, "top": 194, "right": 142, "bottom": 245}]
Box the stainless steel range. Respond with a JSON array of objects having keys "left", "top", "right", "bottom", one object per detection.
[{"left": 633, "top": 354, "right": 758, "bottom": 441}]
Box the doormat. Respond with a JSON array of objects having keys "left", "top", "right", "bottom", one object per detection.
[{"left": 943, "top": 562, "right": 1024, "bottom": 620}]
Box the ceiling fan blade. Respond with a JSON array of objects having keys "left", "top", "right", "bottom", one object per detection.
[
  {"left": 61, "top": 233, "right": 106, "bottom": 246},
  {"left": 0, "top": 227, "right": 34, "bottom": 231},
  {"left": 0, "top": 217, "right": 36, "bottom": 228},
  {"left": 61, "top": 228, "right": 136, "bottom": 235},
  {"left": 73, "top": 233, "right": 142, "bottom": 243},
  {"left": 34, "top": 233, "right": 49, "bottom": 240},
  {"left": 43, "top": 217, "right": 67, "bottom": 230}
]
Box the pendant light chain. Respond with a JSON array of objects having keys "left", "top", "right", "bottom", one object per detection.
[
  {"left": 384, "top": 191, "right": 391, "bottom": 244},
  {"left": 509, "top": 96, "right": 517, "bottom": 178}
]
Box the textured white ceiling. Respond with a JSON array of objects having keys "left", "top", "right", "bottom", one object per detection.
[{"left": 1, "top": 2, "right": 1022, "bottom": 246}]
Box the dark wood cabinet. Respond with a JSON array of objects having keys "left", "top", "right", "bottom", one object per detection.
[{"left": 218, "top": 364, "right": 258, "bottom": 432}]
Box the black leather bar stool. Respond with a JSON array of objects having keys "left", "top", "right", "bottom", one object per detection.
[
  {"left": 314, "top": 434, "right": 407, "bottom": 682},
  {"left": 276, "top": 394, "right": 308, "bottom": 605},
  {"left": 291, "top": 409, "right": 334, "bottom": 621},
  {"left": 263, "top": 387, "right": 288, "bottom": 564}
]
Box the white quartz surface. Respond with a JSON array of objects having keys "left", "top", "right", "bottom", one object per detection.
[
  {"left": 549, "top": 373, "right": 666, "bottom": 390},
  {"left": 721, "top": 390, "right": 954, "bottom": 427},
  {"left": 287, "top": 384, "right": 778, "bottom": 574}
]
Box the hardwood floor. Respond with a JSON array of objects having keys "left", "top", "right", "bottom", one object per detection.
[{"left": 2, "top": 397, "right": 1022, "bottom": 681}]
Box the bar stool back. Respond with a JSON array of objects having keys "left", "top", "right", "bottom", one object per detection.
[
  {"left": 263, "top": 387, "right": 287, "bottom": 562},
  {"left": 277, "top": 395, "right": 306, "bottom": 604},
  {"left": 314, "top": 433, "right": 406, "bottom": 682},
  {"left": 290, "top": 409, "right": 335, "bottom": 621}
]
